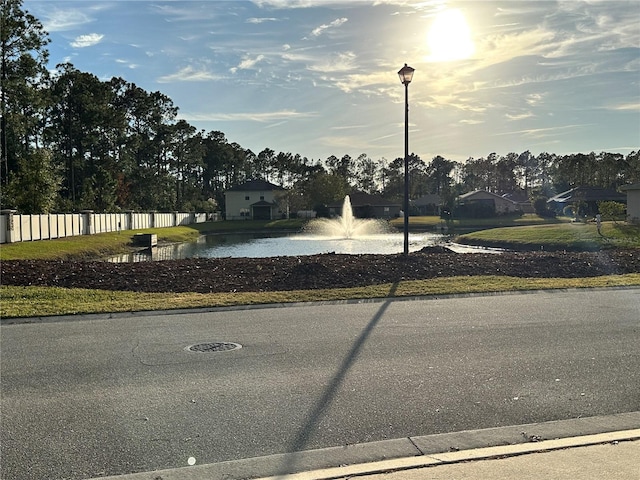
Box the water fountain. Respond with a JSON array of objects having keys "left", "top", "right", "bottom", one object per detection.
[
  {"left": 304, "top": 195, "right": 391, "bottom": 238},
  {"left": 109, "top": 195, "right": 459, "bottom": 261}
]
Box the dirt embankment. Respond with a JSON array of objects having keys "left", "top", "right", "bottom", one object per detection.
[{"left": 1, "top": 249, "right": 639, "bottom": 294}]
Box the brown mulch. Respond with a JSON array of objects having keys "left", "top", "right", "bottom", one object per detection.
[{"left": 1, "top": 249, "right": 639, "bottom": 294}]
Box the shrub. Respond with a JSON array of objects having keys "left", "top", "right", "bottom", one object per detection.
[
  {"left": 533, "top": 197, "right": 556, "bottom": 218},
  {"left": 598, "top": 201, "right": 626, "bottom": 223}
]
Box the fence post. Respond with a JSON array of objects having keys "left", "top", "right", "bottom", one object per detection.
[
  {"left": 81, "top": 210, "right": 94, "bottom": 235},
  {"left": 1, "top": 209, "right": 17, "bottom": 243}
]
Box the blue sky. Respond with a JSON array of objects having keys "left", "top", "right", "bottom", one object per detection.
[{"left": 24, "top": 0, "right": 640, "bottom": 164}]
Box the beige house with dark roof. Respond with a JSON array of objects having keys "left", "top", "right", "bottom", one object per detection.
[
  {"left": 457, "top": 190, "right": 521, "bottom": 214},
  {"left": 224, "top": 179, "right": 286, "bottom": 220}
]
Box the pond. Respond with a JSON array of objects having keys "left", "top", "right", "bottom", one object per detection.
[{"left": 107, "top": 231, "right": 502, "bottom": 262}]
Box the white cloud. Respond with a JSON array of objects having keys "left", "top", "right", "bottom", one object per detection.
[
  {"left": 493, "top": 124, "right": 590, "bottom": 139},
  {"left": 310, "top": 17, "right": 348, "bottom": 37},
  {"left": 610, "top": 102, "right": 640, "bottom": 112},
  {"left": 180, "top": 110, "right": 315, "bottom": 122},
  {"left": 40, "top": 9, "right": 93, "bottom": 31},
  {"left": 333, "top": 70, "right": 394, "bottom": 93},
  {"left": 230, "top": 55, "right": 266, "bottom": 73},
  {"left": 70, "top": 33, "right": 104, "bottom": 48},
  {"left": 151, "top": 4, "right": 217, "bottom": 22},
  {"left": 506, "top": 112, "right": 534, "bottom": 120},
  {"left": 239, "top": 54, "right": 266, "bottom": 70},
  {"left": 246, "top": 17, "right": 279, "bottom": 24},
  {"left": 526, "top": 93, "right": 546, "bottom": 106},
  {"left": 308, "top": 52, "right": 356, "bottom": 73},
  {"left": 116, "top": 59, "right": 139, "bottom": 70},
  {"left": 157, "top": 66, "right": 223, "bottom": 83}
]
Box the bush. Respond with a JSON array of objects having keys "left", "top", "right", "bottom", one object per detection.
[
  {"left": 533, "top": 197, "right": 556, "bottom": 218},
  {"left": 598, "top": 201, "right": 625, "bottom": 222}
]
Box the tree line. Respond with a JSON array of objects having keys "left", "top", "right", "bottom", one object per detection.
[{"left": 2, "top": 0, "right": 639, "bottom": 215}]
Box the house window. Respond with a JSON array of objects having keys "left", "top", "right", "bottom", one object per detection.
[
  {"left": 260, "top": 195, "right": 265, "bottom": 200},
  {"left": 240, "top": 208, "right": 250, "bottom": 217},
  {"left": 384, "top": 207, "right": 390, "bottom": 213},
  {"left": 245, "top": 196, "right": 250, "bottom": 201}
]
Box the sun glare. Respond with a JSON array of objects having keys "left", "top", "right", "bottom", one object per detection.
[{"left": 427, "top": 9, "right": 475, "bottom": 62}]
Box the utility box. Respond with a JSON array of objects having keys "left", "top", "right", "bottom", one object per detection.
[{"left": 133, "top": 233, "right": 157, "bottom": 248}]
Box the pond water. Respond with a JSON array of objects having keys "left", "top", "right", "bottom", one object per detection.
[{"left": 107, "top": 231, "right": 502, "bottom": 262}]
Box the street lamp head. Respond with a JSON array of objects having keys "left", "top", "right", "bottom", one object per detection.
[{"left": 398, "top": 63, "right": 415, "bottom": 85}]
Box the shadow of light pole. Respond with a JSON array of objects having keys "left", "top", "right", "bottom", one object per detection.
[{"left": 274, "top": 282, "right": 400, "bottom": 477}]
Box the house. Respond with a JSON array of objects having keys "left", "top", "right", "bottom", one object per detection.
[
  {"left": 620, "top": 183, "right": 640, "bottom": 224},
  {"left": 457, "top": 190, "right": 521, "bottom": 214},
  {"left": 502, "top": 191, "right": 535, "bottom": 214},
  {"left": 413, "top": 194, "right": 442, "bottom": 215},
  {"left": 224, "top": 179, "right": 286, "bottom": 220},
  {"left": 546, "top": 186, "right": 627, "bottom": 216},
  {"left": 328, "top": 191, "right": 401, "bottom": 219}
]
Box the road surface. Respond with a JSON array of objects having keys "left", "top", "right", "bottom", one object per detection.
[{"left": 2, "top": 288, "right": 639, "bottom": 479}]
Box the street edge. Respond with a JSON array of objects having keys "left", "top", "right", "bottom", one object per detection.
[
  {"left": 88, "top": 411, "right": 640, "bottom": 480},
  {"left": 257, "top": 429, "right": 640, "bottom": 480}
]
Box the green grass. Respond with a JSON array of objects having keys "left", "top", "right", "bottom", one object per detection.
[
  {"left": 3, "top": 274, "right": 639, "bottom": 319},
  {"left": 457, "top": 222, "right": 640, "bottom": 250},
  {"left": 389, "top": 214, "right": 570, "bottom": 230}
]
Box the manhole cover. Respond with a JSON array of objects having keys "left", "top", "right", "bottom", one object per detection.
[{"left": 186, "top": 342, "right": 242, "bottom": 353}]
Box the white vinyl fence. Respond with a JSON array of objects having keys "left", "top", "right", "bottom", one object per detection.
[{"left": 0, "top": 210, "right": 212, "bottom": 244}]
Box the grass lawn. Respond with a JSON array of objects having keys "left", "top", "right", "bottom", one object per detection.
[
  {"left": 457, "top": 221, "right": 640, "bottom": 250},
  {"left": 389, "top": 214, "right": 570, "bottom": 231},
  {"left": 3, "top": 274, "right": 639, "bottom": 319}
]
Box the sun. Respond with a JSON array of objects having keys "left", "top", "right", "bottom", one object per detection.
[{"left": 427, "top": 9, "right": 475, "bottom": 62}]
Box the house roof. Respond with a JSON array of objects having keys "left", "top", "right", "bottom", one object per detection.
[
  {"left": 547, "top": 186, "right": 626, "bottom": 203},
  {"left": 226, "top": 179, "right": 285, "bottom": 192},
  {"left": 620, "top": 183, "right": 640, "bottom": 191},
  {"left": 250, "top": 200, "right": 277, "bottom": 207},
  {"left": 458, "top": 190, "right": 518, "bottom": 204}
]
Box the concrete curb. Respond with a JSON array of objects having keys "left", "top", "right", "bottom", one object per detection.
[
  {"left": 257, "top": 430, "right": 640, "bottom": 480},
  {"left": 89, "top": 412, "right": 640, "bottom": 480}
]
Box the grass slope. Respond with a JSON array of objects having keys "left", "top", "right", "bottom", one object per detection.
[{"left": 3, "top": 274, "right": 639, "bottom": 319}]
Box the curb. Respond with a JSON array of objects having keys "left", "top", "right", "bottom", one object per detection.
[
  {"left": 257, "top": 430, "right": 640, "bottom": 480},
  {"left": 89, "top": 412, "right": 640, "bottom": 480}
]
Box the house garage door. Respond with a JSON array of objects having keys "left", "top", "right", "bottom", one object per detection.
[{"left": 253, "top": 206, "right": 271, "bottom": 220}]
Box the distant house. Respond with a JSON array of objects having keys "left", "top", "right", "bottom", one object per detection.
[
  {"left": 457, "top": 190, "right": 521, "bottom": 214},
  {"left": 328, "top": 191, "right": 401, "bottom": 219},
  {"left": 620, "top": 183, "right": 640, "bottom": 224},
  {"left": 413, "top": 194, "right": 443, "bottom": 215},
  {"left": 502, "top": 191, "right": 535, "bottom": 213},
  {"left": 224, "top": 179, "right": 286, "bottom": 220},
  {"left": 547, "top": 186, "right": 626, "bottom": 216}
]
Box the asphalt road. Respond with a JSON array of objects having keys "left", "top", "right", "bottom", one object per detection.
[{"left": 2, "top": 288, "right": 639, "bottom": 480}]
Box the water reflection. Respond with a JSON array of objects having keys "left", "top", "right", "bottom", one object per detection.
[{"left": 107, "top": 232, "right": 447, "bottom": 262}]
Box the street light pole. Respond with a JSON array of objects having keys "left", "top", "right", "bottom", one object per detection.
[{"left": 398, "top": 64, "right": 414, "bottom": 256}]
